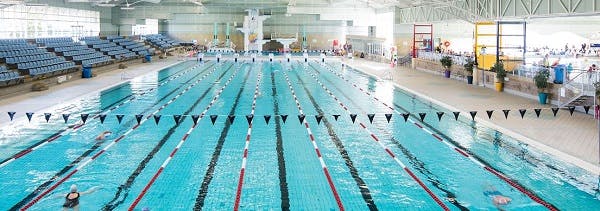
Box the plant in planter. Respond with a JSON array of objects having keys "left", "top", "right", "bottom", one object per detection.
[
  {"left": 533, "top": 69, "right": 550, "bottom": 104},
  {"left": 491, "top": 62, "right": 506, "bottom": 92},
  {"left": 463, "top": 58, "right": 474, "bottom": 84},
  {"left": 440, "top": 56, "right": 453, "bottom": 78}
]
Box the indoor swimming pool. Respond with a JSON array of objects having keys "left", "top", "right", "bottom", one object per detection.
[{"left": 0, "top": 59, "right": 599, "bottom": 210}]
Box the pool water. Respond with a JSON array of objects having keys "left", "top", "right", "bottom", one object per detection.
[{"left": 0, "top": 59, "right": 599, "bottom": 210}]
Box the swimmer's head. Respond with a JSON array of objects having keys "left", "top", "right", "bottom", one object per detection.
[
  {"left": 104, "top": 131, "right": 112, "bottom": 137},
  {"left": 70, "top": 184, "right": 77, "bottom": 193}
]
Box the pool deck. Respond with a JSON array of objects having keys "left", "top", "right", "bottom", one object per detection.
[
  {"left": 0, "top": 56, "right": 597, "bottom": 175},
  {"left": 341, "top": 57, "right": 599, "bottom": 175},
  {"left": 0, "top": 57, "right": 183, "bottom": 127}
]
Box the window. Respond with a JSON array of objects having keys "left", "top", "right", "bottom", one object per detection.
[
  {"left": 0, "top": 5, "right": 100, "bottom": 39},
  {"left": 132, "top": 19, "right": 158, "bottom": 36}
]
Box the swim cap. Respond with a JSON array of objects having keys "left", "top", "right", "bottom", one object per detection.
[
  {"left": 70, "top": 184, "right": 77, "bottom": 193},
  {"left": 142, "top": 207, "right": 150, "bottom": 211}
]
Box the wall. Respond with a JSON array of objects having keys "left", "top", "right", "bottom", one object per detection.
[{"left": 165, "top": 13, "right": 346, "bottom": 50}]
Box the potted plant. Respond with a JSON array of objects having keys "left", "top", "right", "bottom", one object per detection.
[
  {"left": 533, "top": 69, "right": 550, "bottom": 104},
  {"left": 491, "top": 62, "right": 506, "bottom": 92},
  {"left": 440, "top": 56, "right": 453, "bottom": 78},
  {"left": 463, "top": 59, "right": 474, "bottom": 84}
]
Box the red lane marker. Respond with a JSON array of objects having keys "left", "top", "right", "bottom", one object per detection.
[
  {"left": 404, "top": 168, "right": 450, "bottom": 211},
  {"left": 454, "top": 148, "right": 469, "bottom": 157},
  {"left": 129, "top": 167, "right": 164, "bottom": 211},
  {"left": 432, "top": 134, "right": 443, "bottom": 141},
  {"left": 14, "top": 149, "right": 32, "bottom": 159}
]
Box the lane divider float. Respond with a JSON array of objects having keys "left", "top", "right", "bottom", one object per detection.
[
  {"left": 281, "top": 71, "right": 345, "bottom": 211},
  {"left": 301, "top": 63, "right": 449, "bottom": 210},
  {"left": 233, "top": 66, "right": 263, "bottom": 210},
  {"left": 0, "top": 62, "right": 210, "bottom": 169},
  {"left": 319, "top": 61, "right": 557, "bottom": 210},
  {"left": 128, "top": 62, "right": 245, "bottom": 210},
  {"left": 19, "top": 61, "right": 229, "bottom": 210}
]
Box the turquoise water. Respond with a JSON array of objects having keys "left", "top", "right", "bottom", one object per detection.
[{"left": 0, "top": 59, "right": 599, "bottom": 210}]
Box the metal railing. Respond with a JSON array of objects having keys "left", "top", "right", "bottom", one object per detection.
[{"left": 416, "top": 51, "right": 472, "bottom": 66}]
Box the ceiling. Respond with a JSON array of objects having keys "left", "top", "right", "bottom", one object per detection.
[{"left": 61, "top": 0, "right": 435, "bottom": 10}]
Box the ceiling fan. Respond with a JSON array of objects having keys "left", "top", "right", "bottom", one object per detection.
[{"left": 121, "top": 0, "right": 142, "bottom": 10}]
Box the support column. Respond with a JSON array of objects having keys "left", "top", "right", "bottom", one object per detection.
[{"left": 213, "top": 23, "right": 218, "bottom": 46}]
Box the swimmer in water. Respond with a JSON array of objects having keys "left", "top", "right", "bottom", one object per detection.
[
  {"left": 95, "top": 131, "right": 112, "bottom": 141},
  {"left": 484, "top": 185, "right": 512, "bottom": 210},
  {"left": 56, "top": 184, "right": 99, "bottom": 211}
]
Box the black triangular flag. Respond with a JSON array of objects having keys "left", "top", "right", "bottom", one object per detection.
[
  {"left": 62, "top": 114, "right": 70, "bottom": 123},
  {"left": 116, "top": 114, "right": 124, "bottom": 124},
  {"left": 80, "top": 114, "right": 89, "bottom": 124},
  {"left": 192, "top": 115, "right": 200, "bottom": 125},
  {"left": 135, "top": 114, "right": 143, "bottom": 124},
  {"left": 385, "top": 114, "right": 392, "bottom": 123},
  {"left": 401, "top": 113, "right": 410, "bottom": 122},
  {"left": 453, "top": 112, "right": 460, "bottom": 120},
  {"left": 153, "top": 115, "right": 161, "bottom": 125},
  {"left": 436, "top": 112, "right": 444, "bottom": 121},
  {"left": 281, "top": 115, "right": 288, "bottom": 123},
  {"left": 469, "top": 111, "right": 477, "bottom": 120},
  {"left": 264, "top": 115, "right": 271, "bottom": 124},
  {"left": 297, "top": 114, "right": 305, "bottom": 124},
  {"left": 519, "top": 109, "right": 526, "bottom": 118},
  {"left": 418, "top": 113, "right": 426, "bottom": 122},
  {"left": 486, "top": 110, "right": 493, "bottom": 119},
  {"left": 99, "top": 114, "right": 107, "bottom": 124},
  {"left": 350, "top": 114, "right": 357, "bottom": 123},
  {"left": 226, "top": 115, "right": 234, "bottom": 124},
  {"left": 367, "top": 114, "right": 375, "bottom": 124},
  {"left": 26, "top": 112, "right": 33, "bottom": 122},
  {"left": 173, "top": 115, "right": 182, "bottom": 124},
  {"left": 502, "top": 110, "right": 510, "bottom": 119},
  {"left": 44, "top": 113, "right": 51, "bottom": 122},
  {"left": 315, "top": 115, "right": 323, "bottom": 125},
  {"left": 7, "top": 111, "right": 15, "bottom": 121},
  {"left": 246, "top": 114, "right": 254, "bottom": 125},
  {"left": 568, "top": 106, "right": 575, "bottom": 116},
  {"left": 551, "top": 108, "right": 559, "bottom": 117},
  {"left": 584, "top": 106, "right": 591, "bottom": 114},
  {"left": 210, "top": 115, "right": 218, "bottom": 125},
  {"left": 534, "top": 109, "right": 541, "bottom": 118},
  {"left": 333, "top": 114, "right": 340, "bottom": 121}
]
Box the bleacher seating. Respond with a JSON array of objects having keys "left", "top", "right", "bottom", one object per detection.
[
  {"left": 0, "top": 39, "right": 77, "bottom": 78},
  {"left": 108, "top": 37, "right": 153, "bottom": 56},
  {"left": 38, "top": 37, "right": 113, "bottom": 67},
  {"left": 81, "top": 36, "right": 137, "bottom": 61},
  {"left": 0, "top": 65, "right": 24, "bottom": 86},
  {"left": 144, "top": 34, "right": 180, "bottom": 50}
]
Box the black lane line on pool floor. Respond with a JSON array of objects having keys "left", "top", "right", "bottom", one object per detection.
[
  {"left": 0, "top": 62, "right": 207, "bottom": 168},
  {"left": 9, "top": 62, "right": 220, "bottom": 210},
  {"left": 193, "top": 63, "right": 254, "bottom": 210},
  {"left": 271, "top": 71, "right": 290, "bottom": 210},
  {"left": 291, "top": 70, "right": 378, "bottom": 210},
  {"left": 304, "top": 62, "right": 468, "bottom": 209},
  {"left": 341, "top": 63, "right": 591, "bottom": 194},
  {"left": 324, "top": 63, "right": 557, "bottom": 209},
  {"left": 101, "top": 63, "right": 236, "bottom": 210}
]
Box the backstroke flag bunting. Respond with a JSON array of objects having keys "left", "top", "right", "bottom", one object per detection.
[{"left": 4, "top": 105, "right": 598, "bottom": 125}]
